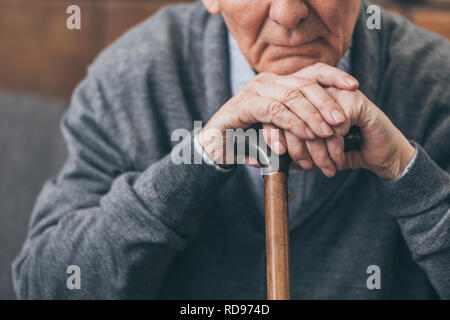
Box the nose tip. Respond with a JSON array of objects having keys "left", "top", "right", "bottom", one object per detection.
[{"left": 269, "top": 0, "right": 309, "bottom": 29}]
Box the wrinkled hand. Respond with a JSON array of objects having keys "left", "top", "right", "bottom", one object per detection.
[
  {"left": 198, "top": 63, "right": 359, "bottom": 170},
  {"left": 261, "top": 65, "right": 415, "bottom": 180},
  {"left": 199, "top": 61, "right": 415, "bottom": 180},
  {"left": 261, "top": 63, "right": 359, "bottom": 178},
  {"left": 321, "top": 87, "right": 416, "bottom": 180}
]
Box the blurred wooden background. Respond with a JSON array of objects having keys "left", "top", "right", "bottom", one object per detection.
[{"left": 0, "top": 0, "right": 449, "bottom": 101}]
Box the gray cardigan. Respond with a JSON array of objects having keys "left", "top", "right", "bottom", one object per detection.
[{"left": 13, "top": 1, "right": 450, "bottom": 299}]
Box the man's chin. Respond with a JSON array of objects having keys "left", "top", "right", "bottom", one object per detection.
[
  {"left": 260, "top": 56, "right": 318, "bottom": 75},
  {"left": 257, "top": 53, "right": 339, "bottom": 75}
]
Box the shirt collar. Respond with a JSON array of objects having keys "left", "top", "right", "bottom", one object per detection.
[{"left": 229, "top": 32, "right": 353, "bottom": 96}]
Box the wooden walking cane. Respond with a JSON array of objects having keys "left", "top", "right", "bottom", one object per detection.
[
  {"left": 264, "top": 153, "right": 291, "bottom": 300},
  {"left": 251, "top": 126, "right": 362, "bottom": 300}
]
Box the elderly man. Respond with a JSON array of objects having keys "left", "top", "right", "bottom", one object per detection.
[{"left": 13, "top": 0, "right": 449, "bottom": 299}]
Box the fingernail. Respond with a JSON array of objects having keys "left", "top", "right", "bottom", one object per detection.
[
  {"left": 305, "top": 127, "right": 315, "bottom": 139},
  {"left": 323, "top": 168, "right": 335, "bottom": 177},
  {"left": 299, "top": 160, "right": 312, "bottom": 169},
  {"left": 345, "top": 77, "right": 358, "bottom": 87},
  {"left": 331, "top": 110, "right": 345, "bottom": 123},
  {"left": 321, "top": 122, "right": 334, "bottom": 136}
]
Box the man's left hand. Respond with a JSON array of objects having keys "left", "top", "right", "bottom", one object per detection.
[{"left": 322, "top": 87, "right": 416, "bottom": 180}]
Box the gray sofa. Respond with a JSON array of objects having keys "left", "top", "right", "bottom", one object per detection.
[{"left": 0, "top": 91, "right": 67, "bottom": 299}]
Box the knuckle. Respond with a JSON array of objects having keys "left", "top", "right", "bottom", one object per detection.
[
  {"left": 293, "top": 116, "right": 307, "bottom": 128},
  {"left": 267, "top": 101, "right": 284, "bottom": 115},
  {"left": 283, "top": 88, "right": 303, "bottom": 102},
  {"left": 292, "top": 118, "right": 306, "bottom": 131},
  {"left": 293, "top": 92, "right": 310, "bottom": 106},
  {"left": 310, "top": 107, "right": 320, "bottom": 116},
  {"left": 296, "top": 79, "right": 315, "bottom": 90},
  {"left": 310, "top": 108, "right": 323, "bottom": 122},
  {"left": 282, "top": 115, "right": 298, "bottom": 129}
]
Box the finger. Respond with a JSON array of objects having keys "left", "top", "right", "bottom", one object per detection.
[
  {"left": 273, "top": 76, "right": 346, "bottom": 127},
  {"left": 325, "top": 135, "right": 346, "bottom": 171},
  {"left": 293, "top": 62, "right": 359, "bottom": 91},
  {"left": 285, "top": 131, "right": 314, "bottom": 170},
  {"left": 305, "top": 139, "right": 337, "bottom": 177},
  {"left": 238, "top": 95, "right": 314, "bottom": 140},
  {"left": 290, "top": 161, "right": 319, "bottom": 171},
  {"left": 325, "top": 87, "right": 367, "bottom": 129},
  {"left": 254, "top": 81, "right": 333, "bottom": 138},
  {"left": 262, "top": 123, "right": 287, "bottom": 155}
]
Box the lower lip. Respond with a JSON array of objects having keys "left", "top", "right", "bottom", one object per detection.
[
  {"left": 269, "top": 43, "right": 320, "bottom": 60},
  {"left": 272, "top": 38, "right": 320, "bottom": 48}
]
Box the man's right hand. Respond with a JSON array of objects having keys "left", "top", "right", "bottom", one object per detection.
[{"left": 197, "top": 63, "right": 359, "bottom": 176}]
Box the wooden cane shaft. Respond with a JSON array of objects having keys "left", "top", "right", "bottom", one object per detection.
[{"left": 264, "top": 172, "right": 290, "bottom": 300}]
